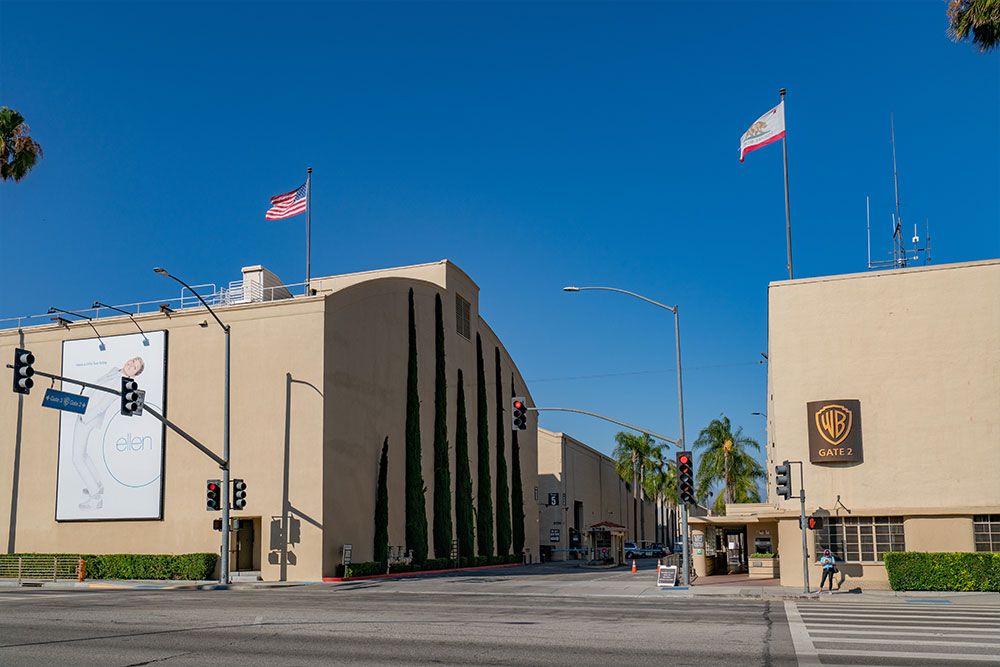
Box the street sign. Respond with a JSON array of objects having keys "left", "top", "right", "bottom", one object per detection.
[
  {"left": 41, "top": 388, "right": 89, "bottom": 415},
  {"left": 342, "top": 544, "right": 353, "bottom": 566},
  {"left": 547, "top": 492, "right": 559, "bottom": 506},
  {"left": 549, "top": 528, "right": 561, "bottom": 543},
  {"left": 656, "top": 565, "right": 678, "bottom": 587}
]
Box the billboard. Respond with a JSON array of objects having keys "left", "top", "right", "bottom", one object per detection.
[{"left": 55, "top": 331, "right": 168, "bottom": 521}]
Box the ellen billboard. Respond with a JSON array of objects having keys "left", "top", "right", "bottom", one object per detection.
[{"left": 55, "top": 331, "right": 167, "bottom": 521}]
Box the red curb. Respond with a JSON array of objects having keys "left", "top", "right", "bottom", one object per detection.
[{"left": 323, "top": 561, "right": 525, "bottom": 582}]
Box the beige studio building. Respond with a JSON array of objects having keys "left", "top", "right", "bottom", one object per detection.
[
  {"left": 0, "top": 260, "right": 540, "bottom": 581},
  {"left": 690, "top": 259, "right": 1000, "bottom": 589}
]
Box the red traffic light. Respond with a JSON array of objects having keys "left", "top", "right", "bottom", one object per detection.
[
  {"left": 679, "top": 454, "right": 690, "bottom": 465},
  {"left": 513, "top": 400, "right": 523, "bottom": 410},
  {"left": 208, "top": 483, "right": 217, "bottom": 491}
]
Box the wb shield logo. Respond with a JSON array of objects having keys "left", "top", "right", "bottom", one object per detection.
[{"left": 815, "top": 404, "right": 853, "bottom": 446}]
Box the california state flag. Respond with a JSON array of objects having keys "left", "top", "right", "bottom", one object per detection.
[{"left": 739, "top": 101, "right": 785, "bottom": 162}]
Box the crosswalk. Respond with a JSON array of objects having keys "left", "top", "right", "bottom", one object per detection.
[{"left": 786, "top": 599, "right": 1000, "bottom": 665}]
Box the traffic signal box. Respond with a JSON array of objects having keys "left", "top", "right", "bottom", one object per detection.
[
  {"left": 677, "top": 451, "right": 695, "bottom": 505},
  {"left": 232, "top": 479, "right": 247, "bottom": 510},
  {"left": 775, "top": 461, "right": 792, "bottom": 500},
  {"left": 511, "top": 397, "right": 527, "bottom": 431},
  {"left": 807, "top": 515, "right": 824, "bottom": 530},
  {"left": 12, "top": 348, "right": 35, "bottom": 395},
  {"left": 120, "top": 378, "right": 144, "bottom": 416},
  {"left": 206, "top": 480, "right": 221, "bottom": 511}
]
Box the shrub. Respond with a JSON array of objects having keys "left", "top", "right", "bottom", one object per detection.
[
  {"left": 340, "top": 561, "right": 386, "bottom": 578},
  {"left": 884, "top": 552, "right": 1000, "bottom": 592},
  {"left": 9, "top": 553, "right": 217, "bottom": 580}
]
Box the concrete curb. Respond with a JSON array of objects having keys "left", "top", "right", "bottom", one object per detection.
[{"left": 323, "top": 562, "right": 527, "bottom": 582}]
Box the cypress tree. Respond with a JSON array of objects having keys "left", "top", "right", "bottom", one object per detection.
[
  {"left": 454, "top": 368, "right": 475, "bottom": 561},
  {"left": 494, "top": 347, "right": 511, "bottom": 556},
  {"left": 510, "top": 376, "right": 526, "bottom": 556},
  {"left": 475, "top": 333, "right": 494, "bottom": 556},
  {"left": 374, "top": 437, "right": 389, "bottom": 566},
  {"left": 432, "top": 294, "right": 452, "bottom": 558},
  {"left": 405, "top": 288, "right": 428, "bottom": 563}
]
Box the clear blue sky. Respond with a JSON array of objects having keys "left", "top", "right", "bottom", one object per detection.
[{"left": 2, "top": 2, "right": 998, "bottom": 475}]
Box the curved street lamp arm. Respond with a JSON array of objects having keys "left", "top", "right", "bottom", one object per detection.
[
  {"left": 527, "top": 406, "right": 679, "bottom": 447},
  {"left": 153, "top": 269, "right": 229, "bottom": 332},
  {"left": 564, "top": 286, "right": 676, "bottom": 313}
]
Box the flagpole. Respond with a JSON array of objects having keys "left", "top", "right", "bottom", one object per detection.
[
  {"left": 780, "top": 88, "right": 793, "bottom": 280},
  {"left": 305, "top": 167, "right": 312, "bottom": 295}
]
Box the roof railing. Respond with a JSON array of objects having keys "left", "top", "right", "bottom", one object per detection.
[{"left": 0, "top": 280, "right": 310, "bottom": 331}]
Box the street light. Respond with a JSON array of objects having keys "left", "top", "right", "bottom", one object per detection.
[
  {"left": 563, "top": 284, "right": 690, "bottom": 586},
  {"left": 154, "top": 266, "right": 233, "bottom": 584}
]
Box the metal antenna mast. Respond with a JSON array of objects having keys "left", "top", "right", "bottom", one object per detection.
[{"left": 890, "top": 114, "right": 906, "bottom": 268}]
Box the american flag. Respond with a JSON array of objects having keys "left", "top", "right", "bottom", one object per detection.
[{"left": 265, "top": 183, "right": 307, "bottom": 220}]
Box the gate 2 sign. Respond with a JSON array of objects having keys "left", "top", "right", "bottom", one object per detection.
[{"left": 807, "top": 399, "right": 863, "bottom": 464}]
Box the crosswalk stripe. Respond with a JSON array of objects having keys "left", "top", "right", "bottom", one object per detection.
[
  {"left": 802, "top": 623, "right": 999, "bottom": 633},
  {"left": 799, "top": 610, "right": 1000, "bottom": 623},
  {"left": 815, "top": 648, "right": 1000, "bottom": 662},
  {"left": 810, "top": 636, "right": 1000, "bottom": 649},
  {"left": 809, "top": 628, "right": 1000, "bottom": 639}
]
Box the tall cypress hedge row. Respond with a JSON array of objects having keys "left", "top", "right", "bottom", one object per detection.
[
  {"left": 454, "top": 368, "right": 476, "bottom": 561},
  {"left": 494, "top": 347, "right": 511, "bottom": 556},
  {"left": 431, "top": 294, "right": 453, "bottom": 558},
  {"left": 404, "top": 289, "right": 428, "bottom": 563},
  {"left": 374, "top": 437, "right": 389, "bottom": 566},
  {"left": 475, "top": 333, "right": 494, "bottom": 556}
]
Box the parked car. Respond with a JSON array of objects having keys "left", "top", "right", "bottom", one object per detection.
[{"left": 625, "top": 541, "right": 668, "bottom": 559}]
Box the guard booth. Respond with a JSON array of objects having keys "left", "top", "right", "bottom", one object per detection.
[{"left": 587, "top": 521, "right": 626, "bottom": 565}]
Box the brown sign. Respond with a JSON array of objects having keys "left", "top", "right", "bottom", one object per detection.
[{"left": 807, "top": 399, "right": 863, "bottom": 464}]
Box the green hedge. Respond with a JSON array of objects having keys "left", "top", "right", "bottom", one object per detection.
[
  {"left": 8, "top": 553, "right": 217, "bottom": 581},
  {"left": 884, "top": 552, "right": 1000, "bottom": 592},
  {"left": 337, "top": 553, "right": 521, "bottom": 578}
]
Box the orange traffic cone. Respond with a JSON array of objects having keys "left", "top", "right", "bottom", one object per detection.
[{"left": 631, "top": 559, "right": 637, "bottom": 573}]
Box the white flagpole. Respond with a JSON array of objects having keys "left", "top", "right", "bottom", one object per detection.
[
  {"left": 780, "top": 88, "right": 793, "bottom": 279},
  {"left": 305, "top": 167, "right": 312, "bottom": 295}
]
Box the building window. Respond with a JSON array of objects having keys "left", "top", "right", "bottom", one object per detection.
[
  {"left": 816, "top": 516, "right": 905, "bottom": 563},
  {"left": 455, "top": 294, "right": 471, "bottom": 340},
  {"left": 974, "top": 515, "right": 1000, "bottom": 553}
]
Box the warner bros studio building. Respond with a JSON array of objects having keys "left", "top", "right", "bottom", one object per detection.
[
  {"left": 689, "top": 258, "right": 1000, "bottom": 589},
  {"left": 1, "top": 260, "right": 540, "bottom": 581}
]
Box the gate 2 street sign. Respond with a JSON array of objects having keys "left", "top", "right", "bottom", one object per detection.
[{"left": 41, "top": 388, "right": 89, "bottom": 415}]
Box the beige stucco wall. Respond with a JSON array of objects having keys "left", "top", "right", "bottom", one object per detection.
[
  {"left": 0, "top": 297, "right": 327, "bottom": 581},
  {"left": 767, "top": 259, "right": 1000, "bottom": 589},
  {"left": 768, "top": 259, "right": 1000, "bottom": 515},
  {"left": 537, "top": 428, "right": 653, "bottom": 559},
  {"left": 1, "top": 260, "right": 538, "bottom": 581}
]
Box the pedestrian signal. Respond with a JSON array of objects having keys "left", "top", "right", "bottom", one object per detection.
[
  {"left": 807, "top": 515, "right": 823, "bottom": 530},
  {"left": 12, "top": 348, "right": 35, "bottom": 395},
  {"left": 511, "top": 397, "right": 527, "bottom": 431}
]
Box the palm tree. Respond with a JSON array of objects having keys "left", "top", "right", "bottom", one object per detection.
[
  {"left": 0, "top": 107, "right": 43, "bottom": 182},
  {"left": 612, "top": 431, "right": 655, "bottom": 541},
  {"left": 693, "top": 415, "right": 764, "bottom": 516},
  {"left": 643, "top": 446, "right": 677, "bottom": 546},
  {"left": 947, "top": 0, "right": 1000, "bottom": 52}
]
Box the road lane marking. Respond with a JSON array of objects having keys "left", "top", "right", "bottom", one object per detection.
[
  {"left": 815, "top": 648, "right": 1000, "bottom": 662},
  {"left": 784, "top": 600, "right": 821, "bottom": 666}
]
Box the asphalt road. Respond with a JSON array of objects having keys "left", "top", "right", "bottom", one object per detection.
[
  {"left": 3, "top": 563, "right": 996, "bottom": 665},
  {"left": 0, "top": 572, "right": 796, "bottom": 666}
]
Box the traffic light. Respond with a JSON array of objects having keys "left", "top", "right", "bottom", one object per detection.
[
  {"left": 775, "top": 461, "right": 792, "bottom": 500},
  {"left": 511, "top": 397, "right": 527, "bottom": 431},
  {"left": 120, "top": 378, "right": 144, "bottom": 416},
  {"left": 12, "top": 348, "right": 35, "bottom": 395},
  {"left": 206, "top": 479, "right": 221, "bottom": 511},
  {"left": 232, "top": 479, "right": 247, "bottom": 510},
  {"left": 807, "top": 515, "right": 824, "bottom": 530},
  {"left": 677, "top": 451, "right": 695, "bottom": 505}
]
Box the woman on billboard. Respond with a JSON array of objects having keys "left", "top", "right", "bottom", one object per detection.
[{"left": 70, "top": 356, "right": 145, "bottom": 510}]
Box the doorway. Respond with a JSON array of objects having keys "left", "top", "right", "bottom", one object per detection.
[
  {"left": 233, "top": 518, "right": 259, "bottom": 572},
  {"left": 723, "top": 527, "right": 748, "bottom": 574}
]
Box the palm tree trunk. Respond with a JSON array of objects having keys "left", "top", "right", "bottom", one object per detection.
[
  {"left": 639, "top": 466, "right": 645, "bottom": 542},
  {"left": 724, "top": 449, "right": 732, "bottom": 506}
]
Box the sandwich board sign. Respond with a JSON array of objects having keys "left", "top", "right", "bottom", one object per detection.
[{"left": 656, "top": 565, "right": 678, "bottom": 587}]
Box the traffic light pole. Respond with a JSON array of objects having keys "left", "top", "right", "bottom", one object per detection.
[
  {"left": 674, "top": 306, "right": 689, "bottom": 588},
  {"left": 789, "top": 460, "right": 809, "bottom": 594},
  {"left": 220, "top": 328, "right": 231, "bottom": 586}
]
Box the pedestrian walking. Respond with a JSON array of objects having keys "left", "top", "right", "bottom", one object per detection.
[{"left": 818, "top": 548, "right": 836, "bottom": 592}]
